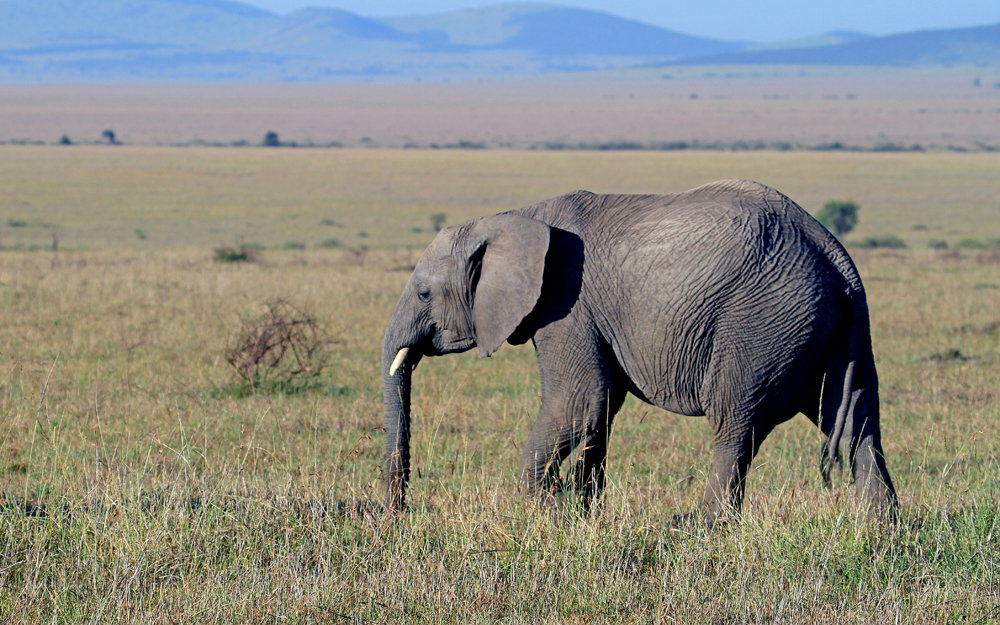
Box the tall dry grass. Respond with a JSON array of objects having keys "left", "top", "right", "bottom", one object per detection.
[
  {"left": 0, "top": 246, "right": 997, "bottom": 623},
  {"left": 0, "top": 146, "right": 998, "bottom": 622}
]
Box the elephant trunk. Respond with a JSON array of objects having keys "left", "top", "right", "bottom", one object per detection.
[{"left": 381, "top": 301, "right": 421, "bottom": 511}]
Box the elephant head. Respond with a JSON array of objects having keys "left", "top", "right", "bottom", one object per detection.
[{"left": 381, "top": 213, "right": 550, "bottom": 510}]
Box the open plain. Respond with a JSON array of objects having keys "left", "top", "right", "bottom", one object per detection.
[
  {"left": 1, "top": 80, "right": 1000, "bottom": 622},
  {"left": 2, "top": 71, "right": 1000, "bottom": 150}
]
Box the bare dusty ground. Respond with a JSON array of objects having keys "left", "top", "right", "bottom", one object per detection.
[{"left": 2, "top": 72, "right": 999, "bottom": 148}]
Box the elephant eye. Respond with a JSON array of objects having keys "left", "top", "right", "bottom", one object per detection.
[{"left": 417, "top": 288, "right": 432, "bottom": 303}]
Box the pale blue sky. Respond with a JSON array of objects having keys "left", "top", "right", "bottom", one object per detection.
[{"left": 240, "top": 0, "right": 1000, "bottom": 42}]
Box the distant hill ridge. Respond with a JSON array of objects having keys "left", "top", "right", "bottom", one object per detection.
[
  {"left": 684, "top": 22, "right": 1000, "bottom": 66},
  {"left": 0, "top": 0, "right": 997, "bottom": 81}
]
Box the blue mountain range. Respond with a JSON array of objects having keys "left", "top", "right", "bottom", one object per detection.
[{"left": 0, "top": 0, "right": 996, "bottom": 81}]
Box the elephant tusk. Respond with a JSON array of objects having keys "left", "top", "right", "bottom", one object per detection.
[{"left": 388, "top": 347, "right": 410, "bottom": 376}]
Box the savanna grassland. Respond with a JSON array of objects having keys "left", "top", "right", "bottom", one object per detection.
[
  {"left": 1, "top": 142, "right": 999, "bottom": 623},
  {"left": 2, "top": 72, "right": 1000, "bottom": 150}
]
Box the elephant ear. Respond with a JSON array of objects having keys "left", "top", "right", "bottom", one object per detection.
[{"left": 469, "top": 214, "right": 550, "bottom": 357}]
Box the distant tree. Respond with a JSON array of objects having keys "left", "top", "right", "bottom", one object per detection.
[
  {"left": 816, "top": 200, "right": 859, "bottom": 238},
  {"left": 59, "top": 134, "right": 72, "bottom": 145},
  {"left": 263, "top": 131, "right": 280, "bottom": 147},
  {"left": 102, "top": 129, "right": 117, "bottom": 145},
  {"left": 430, "top": 212, "right": 447, "bottom": 232}
]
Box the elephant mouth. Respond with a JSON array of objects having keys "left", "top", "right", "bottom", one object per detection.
[
  {"left": 433, "top": 330, "right": 475, "bottom": 355},
  {"left": 387, "top": 330, "right": 476, "bottom": 377},
  {"left": 409, "top": 323, "right": 472, "bottom": 357}
]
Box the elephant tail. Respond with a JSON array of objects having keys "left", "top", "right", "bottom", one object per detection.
[{"left": 819, "top": 296, "right": 867, "bottom": 486}]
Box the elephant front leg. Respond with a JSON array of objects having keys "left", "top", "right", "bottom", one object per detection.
[
  {"left": 519, "top": 336, "right": 625, "bottom": 510},
  {"left": 570, "top": 389, "right": 627, "bottom": 511},
  {"left": 702, "top": 421, "right": 773, "bottom": 527},
  {"left": 520, "top": 394, "right": 624, "bottom": 509},
  {"left": 520, "top": 404, "right": 580, "bottom": 500},
  {"left": 570, "top": 430, "right": 610, "bottom": 513}
]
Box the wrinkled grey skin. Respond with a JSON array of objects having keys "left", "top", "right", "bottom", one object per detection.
[{"left": 382, "top": 180, "right": 897, "bottom": 523}]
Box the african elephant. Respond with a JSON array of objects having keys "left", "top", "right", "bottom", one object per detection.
[{"left": 381, "top": 179, "right": 898, "bottom": 523}]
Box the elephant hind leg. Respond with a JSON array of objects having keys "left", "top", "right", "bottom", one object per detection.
[{"left": 814, "top": 335, "right": 897, "bottom": 514}]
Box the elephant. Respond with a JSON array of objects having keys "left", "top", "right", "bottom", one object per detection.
[{"left": 381, "top": 179, "right": 898, "bottom": 523}]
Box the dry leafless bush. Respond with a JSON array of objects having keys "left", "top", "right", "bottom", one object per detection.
[{"left": 224, "top": 299, "right": 337, "bottom": 390}]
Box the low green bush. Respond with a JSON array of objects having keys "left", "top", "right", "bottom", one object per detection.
[
  {"left": 213, "top": 243, "right": 261, "bottom": 263},
  {"left": 816, "top": 200, "right": 860, "bottom": 238},
  {"left": 851, "top": 235, "right": 908, "bottom": 249}
]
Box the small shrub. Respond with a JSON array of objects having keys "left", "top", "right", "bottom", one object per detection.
[
  {"left": 594, "top": 141, "right": 645, "bottom": 151},
  {"left": 135, "top": 228, "right": 147, "bottom": 240},
  {"left": 319, "top": 218, "right": 342, "bottom": 227},
  {"left": 655, "top": 141, "right": 689, "bottom": 150},
  {"left": 449, "top": 140, "right": 487, "bottom": 149},
  {"left": 812, "top": 141, "right": 845, "bottom": 150},
  {"left": 6, "top": 219, "right": 27, "bottom": 228},
  {"left": 430, "top": 213, "right": 447, "bottom": 232},
  {"left": 317, "top": 239, "right": 341, "bottom": 249},
  {"left": 872, "top": 142, "right": 923, "bottom": 152},
  {"left": 341, "top": 246, "right": 368, "bottom": 266},
  {"left": 927, "top": 349, "right": 972, "bottom": 362},
  {"left": 213, "top": 243, "right": 260, "bottom": 263},
  {"left": 729, "top": 139, "right": 767, "bottom": 151},
  {"left": 956, "top": 238, "right": 986, "bottom": 250},
  {"left": 224, "top": 299, "right": 336, "bottom": 391},
  {"left": 928, "top": 239, "right": 948, "bottom": 250},
  {"left": 263, "top": 131, "right": 280, "bottom": 147},
  {"left": 816, "top": 200, "right": 860, "bottom": 238},
  {"left": 279, "top": 241, "right": 306, "bottom": 251},
  {"left": 852, "top": 235, "right": 908, "bottom": 250}
]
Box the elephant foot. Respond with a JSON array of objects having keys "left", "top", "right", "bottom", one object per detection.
[
  {"left": 522, "top": 480, "right": 562, "bottom": 510},
  {"left": 669, "top": 512, "right": 699, "bottom": 531},
  {"left": 670, "top": 510, "right": 737, "bottom": 532}
]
